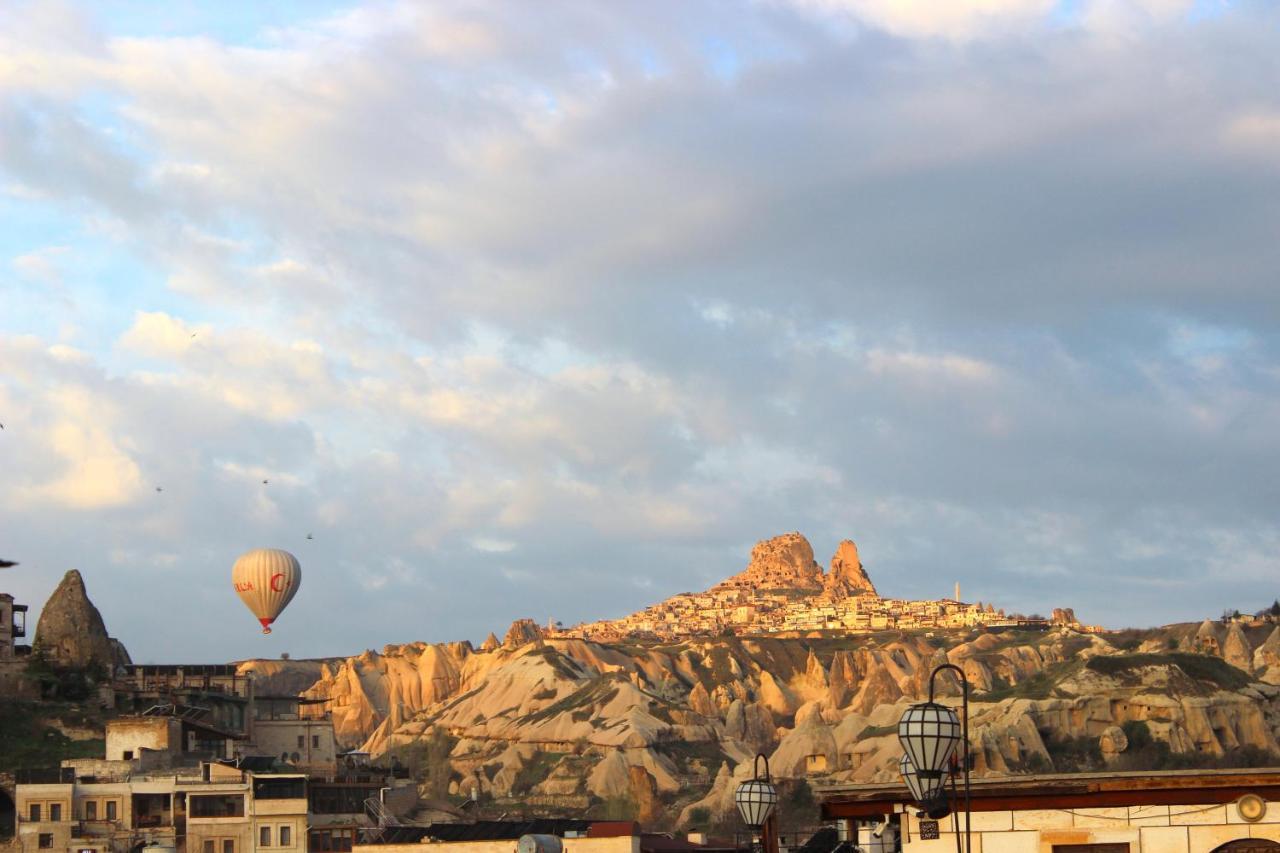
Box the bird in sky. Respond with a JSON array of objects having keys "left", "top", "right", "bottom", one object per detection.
[
  {"left": 306, "top": 533, "right": 313, "bottom": 540},
  {"left": 262, "top": 479, "right": 269, "bottom": 485},
  {"left": 155, "top": 486, "right": 163, "bottom": 493},
  {"left": 0, "top": 559, "right": 17, "bottom": 569}
]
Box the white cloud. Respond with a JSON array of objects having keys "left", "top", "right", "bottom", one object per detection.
[
  {"left": 1, "top": 1, "right": 1279, "bottom": 657},
  {"left": 784, "top": 0, "right": 1057, "bottom": 38},
  {"left": 12, "top": 245, "right": 70, "bottom": 283},
  {"left": 12, "top": 387, "right": 144, "bottom": 510},
  {"left": 865, "top": 348, "right": 999, "bottom": 383},
  {"left": 118, "top": 311, "right": 201, "bottom": 357}
]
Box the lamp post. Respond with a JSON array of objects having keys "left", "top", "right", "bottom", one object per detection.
[
  {"left": 897, "top": 663, "right": 971, "bottom": 853},
  {"left": 735, "top": 754, "right": 778, "bottom": 853},
  {"left": 898, "top": 754, "right": 947, "bottom": 815}
]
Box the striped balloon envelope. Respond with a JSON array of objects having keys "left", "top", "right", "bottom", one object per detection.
[{"left": 231, "top": 548, "right": 301, "bottom": 634}]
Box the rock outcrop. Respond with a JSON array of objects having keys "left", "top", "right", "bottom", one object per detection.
[
  {"left": 721, "top": 532, "right": 825, "bottom": 591},
  {"left": 1223, "top": 623, "right": 1252, "bottom": 671},
  {"left": 1099, "top": 725, "right": 1128, "bottom": 760},
  {"left": 1254, "top": 627, "right": 1280, "bottom": 684},
  {"left": 34, "top": 570, "right": 130, "bottom": 670},
  {"left": 504, "top": 618, "right": 545, "bottom": 648},
  {"left": 826, "top": 540, "right": 877, "bottom": 597}
]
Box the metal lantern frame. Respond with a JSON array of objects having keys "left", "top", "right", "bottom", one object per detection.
[
  {"left": 735, "top": 753, "right": 779, "bottom": 853},
  {"left": 897, "top": 701, "right": 962, "bottom": 780},
  {"left": 897, "top": 663, "right": 973, "bottom": 853},
  {"left": 898, "top": 753, "right": 946, "bottom": 805}
]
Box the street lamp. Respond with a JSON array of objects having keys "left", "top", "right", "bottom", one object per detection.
[
  {"left": 735, "top": 754, "right": 778, "bottom": 853},
  {"left": 897, "top": 663, "right": 972, "bottom": 853},
  {"left": 898, "top": 754, "right": 947, "bottom": 814}
]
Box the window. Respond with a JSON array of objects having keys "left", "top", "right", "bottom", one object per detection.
[
  {"left": 86, "top": 801, "right": 97, "bottom": 821},
  {"left": 38, "top": 834, "right": 53, "bottom": 849},
  {"left": 50, "top": 804, "right": 62, "bottom": 822},
  {"left": 123, "top": 751, "right": 133, "bottom": 760},
  {"left": 308, "top": 829, "right": 353, "bottom": 853},
  {"left": 296, "top": 735, "right": 304, "bottom": 749},
  {"left": 260, "top": 827, "right": 272, "bottom": 847},
  {"left": 106, "top": 801, "right": 117, "bottom": 821},
  {"left": 311, "top": 735, "right": 319, "bottom": 749},
  {"left": 29, "top": 804, "right": 41, "bottom": 822},
  {"left": 190, "top": 795, "right": 245, "bottom": 818},
  {"left": 204, "top": 841, "right": 215, "bottom": 853},
  {"left": 253, "top": 778, "right": 305, "bottom": 800},
  {"left": 279, "top": 827, "right": 291, "bottom": 847},
  {"left": 224, "top": 840, "right": 235, "bottom": 853}
]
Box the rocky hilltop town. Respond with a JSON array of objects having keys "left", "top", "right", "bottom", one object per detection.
[
  {"left": 4, "top": 533, "right": 1280, "bottom": 840},
  {"left": 557, "top": 533, "right": 1081, "bottom": 642}
]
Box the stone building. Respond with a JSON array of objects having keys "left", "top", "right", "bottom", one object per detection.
[
  {"left": 14, "top": 761, "right": 308, "bottom": 853},
  {"left": 251, "top": 697, "right": 338, "bottom": 776},
  {"left": 819, "top": 768, "right": 1280, "bottom": 853},
  {"left": 0, "top": 590, "right": 35, "bottom": 697},
  {"left": 1, "top": 591, "right": 29, "bottom": 659}
]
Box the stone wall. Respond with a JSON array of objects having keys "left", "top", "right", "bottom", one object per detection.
[{"left": 894, "top": 796, "right": 1280, "bottom": 853}]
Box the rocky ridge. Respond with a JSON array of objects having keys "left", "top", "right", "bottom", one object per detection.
[{"left": 244, "top": 617, "right": 1280, "bottom": 828}]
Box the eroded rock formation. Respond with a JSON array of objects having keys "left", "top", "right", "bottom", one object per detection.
[
  {"left": 34, "top": 570, "right": 130, "bottom": 670},
  {"left": 720, "top": 532, "right": 825, "bottom": 591},
  {"left": 826, "top": 540, "right": 877, "bottom": 598}
]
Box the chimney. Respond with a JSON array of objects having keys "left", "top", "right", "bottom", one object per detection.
[{"left": 954, "top": 582, "right": 961, "bottom": 602}]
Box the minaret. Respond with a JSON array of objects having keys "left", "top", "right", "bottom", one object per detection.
[{"left": 954, "top": 582, "right": 961, "bottom": 602}]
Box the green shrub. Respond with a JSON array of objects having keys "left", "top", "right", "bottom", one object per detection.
[
  {"left": 511, "top": 749, "right": 564, "bottom": 794},
  {"left": 784, "top": 779, "right": 815, "bottom": 812},
  {"left": 1084, "top": 654, "right": 1250, "bottom": 690},
  {"left": 597, "top": 795, "right": 639, "bottom": 821},
  {"left": 1045, "top": 734, "right": 1103, "bottom": 773},
  {"left": 0, "top": 700, "right": 108, "bottom": 774}
]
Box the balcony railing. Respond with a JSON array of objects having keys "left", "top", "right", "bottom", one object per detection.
[{"left": 15, "top": 767, "right": 75, "bottom": 784}]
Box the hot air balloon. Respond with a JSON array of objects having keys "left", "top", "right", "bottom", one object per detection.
[{"left": 232, "top": 548, "right": 301, "bottom": 634}]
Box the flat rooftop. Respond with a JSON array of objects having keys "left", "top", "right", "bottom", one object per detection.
[{"left": 818, "top": 767, "right": 1280, "bottom": 819}]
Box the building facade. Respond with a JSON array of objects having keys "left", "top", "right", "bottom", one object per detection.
[
  {"left": 818, "top": 768, "right": 1280, "bottom": 853},
  {"left": 0, "top": 591, "right": 28, "bottom": 659},
  {"left": 13, "top": 762, "right": 308, "bottom": 853}
]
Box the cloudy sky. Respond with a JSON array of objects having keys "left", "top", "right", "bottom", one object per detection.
[{"left": 2, "top": 0, "right": 1278, "bottom": 663}]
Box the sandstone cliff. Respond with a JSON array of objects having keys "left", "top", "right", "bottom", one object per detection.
[{"left": 34, "top": 570, "right": 130, "bottom": 670}]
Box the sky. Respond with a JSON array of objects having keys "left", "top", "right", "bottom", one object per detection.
[{"left": 2, "top": 0, "right": 1279, "bottom": 663}]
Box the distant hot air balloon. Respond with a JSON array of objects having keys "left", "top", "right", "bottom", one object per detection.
[{"left": 232, "top": 548, "right": 301, "bottom": 634}]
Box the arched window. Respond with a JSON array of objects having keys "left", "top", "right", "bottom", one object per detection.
[{"left": 1209, "top": 840, "right": 1280, "bottom": 853}]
